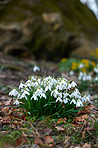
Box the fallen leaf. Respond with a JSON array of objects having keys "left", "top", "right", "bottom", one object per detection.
[
  {"left": 57, "top": 118, "right": 67, "bottom": 124},
  {"left": 1, "top": 116, "right": 11, "bottom": 125},
  {"left": 55, "top": 126, "right": 66, "bottom": 132},
  {"left": 73, "top": 115, "right": 88, "bottom": 124},
  {"left": 15, "top": 135, "right": 27, "bottom": 147},
  {"left": 5, "top": 99, "right": 13, "bottom": 105},
  {"left": 10, "top": 108, "right": 26, "bottom": 119},
  {"left": 82, "top": 143, "right": 91, "bottom": 148},
  {"left": 1, "top": 107, "right": 9, "bottom": 113},
  {"left": 45, "top": 135, "right": 54, "bottom": 146}
]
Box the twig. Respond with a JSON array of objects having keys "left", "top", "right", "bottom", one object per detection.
[{"left": 28, "top": 121, "right": 41, "bottom": 137}]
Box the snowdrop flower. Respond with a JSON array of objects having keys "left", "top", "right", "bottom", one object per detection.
[
  {"left": 76, "top": 100, "right": 83, "bottom": 107},
  {"left": 13, "top": 99, "right": 19, "bottom": 105},
  {"left": 42, "top": 93, "right": 47, "bottom": 99},
  {"left": 94, "top": 67, "right": 98, "bottom": 73},
  {"left": 69, "top": 71, "right": 74, "bottom": 76},
  {"left": 19, "top": 83, "right": 25, "bottom": 89},
  {"left": 67, "top": 84, "right": 72, "bottom": 89},
  {"left": 86, "top": 75, "right": 92, "bottom": 81},
  {"left": 20, "top": 90, "right": 30, "bottom": 99},
  {"left": 86, "top": 95, "right": 90, "bottom": 102},
  {"left": 79, "top": 64, "right": 84, "bottom": 69},
  {"left": 81, "top": 95, "right": 87, "bottom": 103},
  {"left": 70, "top": 91, "right": 81, "bottom": 99},
  {"left": 51, "top": 90, "right": 62, "bottom": 98},
  {"left": 31, "top": 76, "right": 36, "bottom": 81},
  {"left": 33, "top": 66, "right": 40, "bottom": 72},
  {"left": 63, "top": 93, "right": 69, "bottom": 98},
  {"left": 56, "top": 97, "right": 63, "bottom": 103},
  {"left": 94, "top": 76, "right": 98, "bottom": 81},
  {"left": 32, "top": 94, "right": 38, "bottom": 100},
  {"left": 79, "top": 72, "right": 92, "bottom": 81},
  {"left": 45, "top": 85, "right": 52, "bottom": 92},
  {"left": 83, "top": 76, "right": 86, "bottom": 81},
  {"left": 63, "top": 98, "right": 69, "bottom": 104},
  {"left": 9, "top": 89, "right": 19, "bottom": 97},
  {"left": 70, "top": 99, "right": 76, "bottom": 104},
  {"left": 71, "top": 81, "right": 77, "bottom": 87}
]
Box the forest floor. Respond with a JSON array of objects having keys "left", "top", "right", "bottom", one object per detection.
[{"left": 0, "top": 52, "right": 98, "bottom": 148}]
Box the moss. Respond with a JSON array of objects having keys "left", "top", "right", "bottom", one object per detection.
[{"left": 0, "top": 131, "right": 22, "bottom": 147}]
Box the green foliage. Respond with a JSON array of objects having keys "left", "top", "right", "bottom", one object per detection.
[{"left": 0, "top": 131, "right": 22, "bottom": 146}]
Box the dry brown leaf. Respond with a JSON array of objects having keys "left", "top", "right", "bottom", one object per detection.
[
  {"left": 0, "top": 102, "right": 4, "bottom": 106},
  {"left": 5, "top": 99, "right": 13, "bottom": 105},
  {"left": 82, "top": 143, "right": 91, "bottom": 148},
  {"left": 1, "top": 107, "right": 9, "bottom": 113},
  {"left": 55, "top": 126, "right": 66, "bottom": 132},
  {"left": 73, "top": 114, "right": 88, "bottom": 123},
  {"left": 1, "top": 116, "right": 11, "bottom": 125},
  {"left": 45, "top": 135, "right": 54, "bottom": 146},
  {"left": 57, "top": 118, "right": 67, "bottom": 124},
  {"left": 15, "top": 135, "right": 27, "bottom": 147},
  {"left": 10, "top": 108, "right": 26, "bottom": 119}
]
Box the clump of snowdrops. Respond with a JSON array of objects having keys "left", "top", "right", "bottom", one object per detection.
[{"left": 9, "top": 76, "right": 90, "bottom": 119}]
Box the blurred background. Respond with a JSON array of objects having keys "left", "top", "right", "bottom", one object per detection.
[{"left": 0, "top": 0, "right": 98, "bottom": 61}]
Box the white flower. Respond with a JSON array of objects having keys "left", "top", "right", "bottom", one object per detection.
[
  {"left": 94, "top": 67, "right": 98, "bottom": 73},
  {"left": 79, "top": 72, "right": 92, "bottom": 81},
  {"left": 69, "top": 71, "right": 74, "bottom": 76},
  {"left": 83, "top": 76, "right": 86, "bottom": 81},
  {"left": 33, "top": 66, "right": 40, "bottom": 72},
  {"left": 45, "top": 85, "right": 52, "bottom": 92},
  {"left": 94, "top": 76, "right": 98, "bottom": 81},
  {"left": 86, "top": 95, "right": 90, "bottom": 102},
  {"left": 63, "top": 93, "right": 69, "bottom": 98},
  {"left": 70, "top": 99, "right": 76, "bottom": 104},
  {"left": 86, "top": 75, "right": 92, "bottom": 81},
  {"left": 20, "top": 90, "right": 30, "bottom": 99},
  {"left": 56, "top": 97, "right": 62, "bottom": 103},
  {"left": 31, "top": 76, "right": 36, "bottom": 81},
  {"left": 63, "top": 98, "right": 69, "bottom": 104},
  {"left": 42, "top": 93, "right": 47, "bottom": 99},
  {"left": 67, "top": 84, "right": 72, "bottom": 89},
  {"left": 19, "top": 83, "right": 25, "bottom": 89},
  {"left": 13, "top": 99, "right": 19, "bottom": 105},
  {"left": 71, "top": 81, "right": 77, "bottom": 87},
  {"left": 70, "top": 91, "right": 81, "bottom": 99},
  {"left": 9, "top": 89, "right": 19, "bottom": 97},
  {"left": 76, "top": 100, "right": 83, "bottom": 107},
  {"left": 32, "top": 94, "right": 38, "bottom": 100},
  {"left": 79, "top": 64, "right": 84, "bottom": 69}
]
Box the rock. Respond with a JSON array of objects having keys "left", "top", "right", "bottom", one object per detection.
[{"left": 0, "top": 0, "right": 98, "bottom": 60}]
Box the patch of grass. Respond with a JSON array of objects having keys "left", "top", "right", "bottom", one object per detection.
[{"left": 0, "top": 131, "right": 22, "bottom": 147}]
